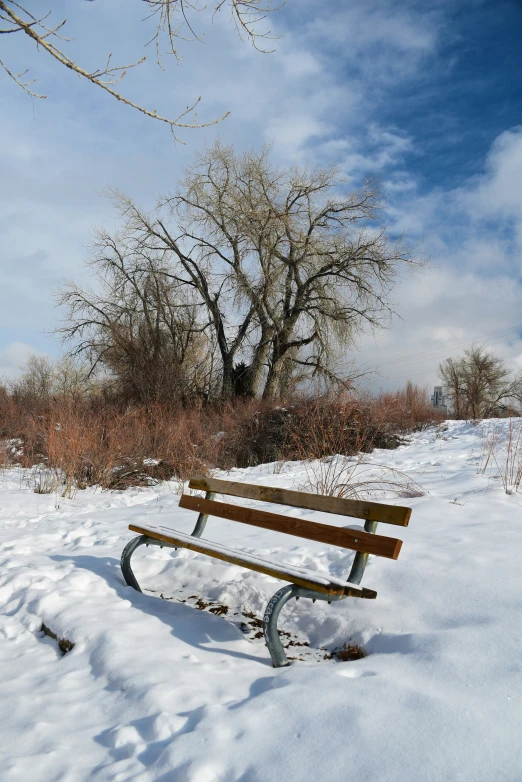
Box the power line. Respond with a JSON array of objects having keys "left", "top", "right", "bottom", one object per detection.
[
  {"left": 307, "top": 322, "right": 522, "bottom": 383},
  {"left": 370, "top": 323, "right": 522, "bottom": 370},
  {"left": 380, "top": 332, "right": 522, "bottom": 373},
  {"left": 385, "top": 345, "right": 522, "bottom": 382}
]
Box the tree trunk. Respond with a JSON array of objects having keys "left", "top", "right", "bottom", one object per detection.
[
  {"left": 221, "top": 356, "right": 236, "bottom": 400},
  {"left": 243, "top": 325, "right": 274, "bottom": 398},
  {"left": 262, "top": 354, "right": 285, "bottom": 399}
]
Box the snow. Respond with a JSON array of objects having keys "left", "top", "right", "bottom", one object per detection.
[{"left": 0, "top": 419, "right": 521, "bottom": 781}]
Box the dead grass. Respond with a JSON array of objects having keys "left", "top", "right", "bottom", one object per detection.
[{"left": 333, "top": 643, "right": 366, "bottom": 662}]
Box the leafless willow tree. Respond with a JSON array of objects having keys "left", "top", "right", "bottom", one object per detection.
[
  {"left": 57, "top": 228, "right": 217, "bottom": 403},
  {"left": 439, "top": 345, "right": 522, "bottom": 419},
  {"left": 0, "top": 0, "right": 281, "bottom": 139},
  {"left": 58, "top": 141, "right": 420, "bottom": 401}
]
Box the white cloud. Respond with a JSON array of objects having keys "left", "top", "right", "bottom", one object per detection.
[
  {"left": 306, "top": 1, "right": 440, "bottom": 85},
  {"left": 460, "top": 127, "right": 522, "bottom": 219},
  {"left": 454, "top": 127, "right": 522, "bottom": 265},
  {"left": 308, "top": 3, "right": 437, "bottom": 52},
  {"left": 353, "top": 267, "right": 522, "bottom": 392},
  {"left": 350, "top": 126, "right": 522, "bottom": 392},
  {"left": 280, "top": 50, "right": 322, "bottom": 78},
  {"left": 265, "top": 115, "right": 330, "bottom": 157}
]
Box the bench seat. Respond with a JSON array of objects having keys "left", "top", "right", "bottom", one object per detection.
[{"left": 129, "top": 523, "right": 378, "bottom": 599}]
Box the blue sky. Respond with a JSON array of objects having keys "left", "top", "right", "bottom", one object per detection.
[
  {"left": 369, "top": 0, "right": 522, "bottom": 188},
  {"left": 1, "top": 0, "right": 522, "bottom": 390}
]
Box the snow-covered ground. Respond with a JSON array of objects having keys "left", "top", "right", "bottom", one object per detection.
[{"left": 0, "top": 420, "right": 521, "bottom": 781}]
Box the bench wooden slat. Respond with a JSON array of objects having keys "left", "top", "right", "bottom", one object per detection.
[
  {"left": 189, "top": 476, "right": 411, "bottom": 527},
  {"left": 179, "top": 495, "right": 402, "bottom": 560},
  {"left": 128, "top": 524, "right": 378, "bottom": 598}
]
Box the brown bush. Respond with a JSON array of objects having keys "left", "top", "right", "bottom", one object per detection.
[
  {"left": 214, "top": 399, "right": 294, "bottom": 468},
  {"left": 284, "top": 393, "right": 402, "bottom": 461},
  {"left": 0, "top": 381, "right": 442, "bottom": 494},
  {"left": 370, "top": 381, "right": 445, "bottom": 434},
  {"left": 0, "top": 396, "right": 218, "bottom": 495}
]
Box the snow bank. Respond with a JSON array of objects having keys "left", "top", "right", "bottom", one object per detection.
[{"left": 0, "top": 420, "right": 521, "bottom": 781}]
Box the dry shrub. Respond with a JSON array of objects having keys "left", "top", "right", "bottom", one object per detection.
[
  {"left": 0, "top": 387, "right": 24, "bottom": 466},
  {"left": 215, "top": 400, "right": 295, "bottom": 468},
  {"left": 371, "top": 381, "right": 445, "bottom": 434},
  {"left": 4, "top": 399, "right": 218, "bottom": 496},
  {"left": 0, "top": 385, "right": 24, "bottom": 453},
  {"left": 283, "top": 393, "right": 423, "bottom": 500},
  {"left": 284, "top": 393, "right": 401, "bottom": 460},
  {"left": 213, "top": 393, "right": 403, "bottom": 470},
  {"left": 0, "top": 382, "right": 437, "bottom": 495}
]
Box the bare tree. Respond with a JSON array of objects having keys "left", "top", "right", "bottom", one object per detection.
[
  {"left": 439, "top": 345, "right": 522, "bottom": 419},
  {"left": 10, "top": 355, "right": 54, "bottom": 402},
  {"left": 57, "top": 226, "right": 216, "bottom": 404},
  {"left": 438, "top": 356, "right": 465, "bottom": 419},
  {"left": 50, "top": 356, "right": 94, "bottom": 401},
  {"left": 8, "top": 354, "right": 93, "bottom": 406},
  {"left": 160, "top": 141, "right": 419, "bottom": 397},
  {"left": 99, "top": 187, "right": 260, "bottom": 400},
  {"left": 59, "top": 142, "right": 419, "bottom": 400},
  {"left": 0, "top": 0, "right": 281, "bottom": 139}
]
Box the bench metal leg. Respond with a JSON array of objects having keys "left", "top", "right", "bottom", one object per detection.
[
  {"left": 263, "top": 585, "right": 347, "bottom": 668},
  {"left": 121, "top": 535, "right": 177, "bottom": 592},
  {"left": 122, "top": 536, "right": 298, "bottom": 667},
  {"left": 263, "top": 584, "right": 300, "bottom": 667},
  {"left": 123, "top": 527, "right": 356, "bottom": 669},
  {"left": 348, "top": 520, "right": 378, "bottom": 584},
  {"left": 121, "top": 490, "right": 215, "bottom": 592},
  {"left": 190, "top": 490, "right": 216, "bottom": 537}
]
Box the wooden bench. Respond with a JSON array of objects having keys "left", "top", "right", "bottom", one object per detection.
[{"left": 121, "top": 476, "right": 412, "bottom": 667}]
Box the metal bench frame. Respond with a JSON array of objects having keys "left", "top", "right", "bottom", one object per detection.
[{"left": 121, "top": 489, "right": 384, "bottom": 668}]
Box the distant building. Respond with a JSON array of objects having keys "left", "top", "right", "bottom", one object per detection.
[{"left": 431, "top": 386, "right": 447, "bottom": 410}]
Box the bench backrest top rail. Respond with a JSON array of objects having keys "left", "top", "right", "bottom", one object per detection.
[
  {"left": 189, "top": 476, "right": 411, "bottom": 527},
  {"left": 179, "top": 494, "right": 403, "bottom": 560}
]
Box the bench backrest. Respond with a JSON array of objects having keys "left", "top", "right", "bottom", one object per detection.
[
  {"left": 189, "top": 477, "right": 411, "bottom": 526},
  {"left": 183, "top": 476, "right": 411, "bottom": 561}
]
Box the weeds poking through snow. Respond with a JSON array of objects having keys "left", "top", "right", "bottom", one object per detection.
[
  {"left": 29, "top": 466, "right": 64, "bottom": 497},
  {"left": 40, "top": 623, "right": 75, "bottom": 656},
  {"left": 478, "top": 418, "right": 522, "bottom": 495}
]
